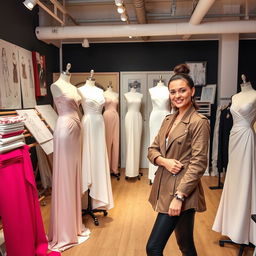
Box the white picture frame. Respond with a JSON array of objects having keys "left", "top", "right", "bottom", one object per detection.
[
  {"left": 200, "top": 84, "right": 216, "bottom": 104},
  {"left": 186, "top": 61, "right": 207, "bottom": 86}
]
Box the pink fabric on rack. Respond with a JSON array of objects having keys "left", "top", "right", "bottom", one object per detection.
[
  {"left": 0, "top": 130, "right": 24, "bottom": 138},
  {"left": 0, "top": 145, "right": 61, "bottom": 256}
]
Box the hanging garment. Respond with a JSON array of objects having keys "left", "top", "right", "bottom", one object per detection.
[
  {"left": 103, "top": 97, "right": 119, "bottom": 174},
  {"left": 49, "top": 93, "right": 90, "bottom": 252},
  {"left": 0, "top": 146, "right": 60, "bottom": 256},
  {"left": 124, "top": 91, "right": 143, "bottom": 178},
  {"left": 217, "top": 105, "right": 233, "bottom": 172},
  {"left": 148, "top": 86, "right": 170, "bottom": 183},
  {"left": 79, "top": 85, "right": 114, "bottom": 210},
  {"left": 213, "top": 101, "right": 256, "bottom": 245}
]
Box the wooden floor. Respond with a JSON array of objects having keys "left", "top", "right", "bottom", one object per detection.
[{"left": 41, "top": 169, "right": 255, "bottom": 256}]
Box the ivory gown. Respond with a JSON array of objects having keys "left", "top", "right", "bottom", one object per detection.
[
  {"left": 79, "top": 85, "right": 114, "bottom": 210},
  {"left": 124, "top": 91, "right": 143, "bottom": 178},
  {"left": 103, "top": 97, "right": 119, "bottom": 174},
  {"left": 49, "top": 93, "right": 90, "bottom": 252},
  {"left": 148, "top": 85, "right": 170, "bottom": 183},
  {"left": 212, "top": 99, "right": 256, "bottom": 245}
]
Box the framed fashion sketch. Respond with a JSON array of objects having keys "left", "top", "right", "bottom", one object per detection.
[
  {"left": 200, "top": 84, "right": 216, "bottom": 104},
  {"left": 0, "top": 39, "right": 22, "bottom": 109},
  {"left": 186, "top": 61, "right": 207, "bottom": 86}
]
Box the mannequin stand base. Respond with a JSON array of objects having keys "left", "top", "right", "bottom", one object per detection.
[
  {"left": 219, "top": 239, "right": 255, "bottom": 256},
  {"left": 210, "top": 170, "right": 223, "bottom": 190},
  {"left": 125, "top": 172, "right": 142, "bottom": 181},
  {"left": 111, "top": 173, "right": 120, "bottom": 181},
  {"left": 149, "top": 180, "right": 153, "bottom": 185},
  {"left": 82, "top": 209, "right": 108, "bottom": 226},
  {"left": 82, "top": 191, "right": 108, "bottom": 226}
]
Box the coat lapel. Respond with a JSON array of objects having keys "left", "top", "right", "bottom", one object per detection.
[{"left": 166, "top": 105, "right": 196, "bottom": 152}]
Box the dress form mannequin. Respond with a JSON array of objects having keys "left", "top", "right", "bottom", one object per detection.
[
  {"left": 49, "top": 63, "right": 90, "bottom": 252},
  {"left": 124, "top": 86, "right": 143, "bottom": 178},
  {"left": 78, "top": 70, "right": 114, "bottom": 210},
  {"left": 213, "top": 75, "right": 256, "bottom": 245},
  {"left": 148, "top": 78, "right": 171, "bottom": 184},
  {"left": 103, "top": 83, "right": 120, "bottom": 175}
]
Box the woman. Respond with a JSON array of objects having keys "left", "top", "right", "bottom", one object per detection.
[{"left": 146, "top": 64, "right": 210, "bottom": 256}]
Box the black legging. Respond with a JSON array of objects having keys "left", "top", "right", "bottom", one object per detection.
[{"left": 146, "top": 209, "right": 197, "bottom": 256}]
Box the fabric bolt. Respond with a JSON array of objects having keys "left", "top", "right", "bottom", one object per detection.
[
  {"left": 0, "top": 145, "right": 60, "bottom": 256},
  {"left": 103, "top": 97, "right": 119, "bottom": 174},
  {"left": 79, "top": 85, "right": 114, "bottom": 210},
  {"left": 124, "top": 91, "right": 143, "bottom": 178},
  {"left": 213, "top": 100, "right": 256, "bottom": 245},
  {"left": 148, "top": 86, "right": 170, "bottom": 183},
  {"left": 0, "top": 130, "right": 24, "bottom": 138},
  {"left": 0, "top": 141, "right": 25, "bottom": 154},
  {"left": 0, "top": 115, "right": 25, "bottom": 124},
  {"left": 0, "top": 134, "right": 24, "bottom": 145},
  {"left": 49, "top": 94, "right": 90, "bottom": 252}
]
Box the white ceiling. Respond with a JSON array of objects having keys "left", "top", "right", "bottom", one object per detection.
[{"left": 37, "top": 0, "right": 256, "bottom": 45}]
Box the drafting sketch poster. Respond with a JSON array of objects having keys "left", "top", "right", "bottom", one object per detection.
[
  {"left": 35, "top": 104, "right": 58, "bottom": 131},
  {"left": 18, "top": 47, "right": 36, "bottom": 108},
  {"left": 16, "top": 109, "right": 53, "bottom": 154},
  {"left": 0, "top": 39, "right": 22, "bottom": 109}
]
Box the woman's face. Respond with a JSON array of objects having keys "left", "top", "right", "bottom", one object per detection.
[{"left": 168, "top": 79, "right": 195, "bottom": 111}]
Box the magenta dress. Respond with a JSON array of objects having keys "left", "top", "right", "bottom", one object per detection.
[{"left": 0, "top": 145, "right": 60, "bottom": 256}]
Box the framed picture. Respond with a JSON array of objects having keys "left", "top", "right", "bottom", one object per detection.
[
  {"left": 200, "top": 84, "right": 216, "bottom": 104},
  {"left": 32, "top": 51, "right": 47, "bottom": 97},
  {"left": 186, "top": 61, "right": 207, "bottom": 86}
]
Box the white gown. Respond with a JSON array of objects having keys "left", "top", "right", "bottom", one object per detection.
[
  {"left": 78, "top": 85, "right": 114, "bottom": 210},
  {"left": 148, "top": 85, "right": 170, "bottom": 183},
  {"left": 124, "top": 91, "right": 143, "bottom": 178},
  {"left": 212, "top": 97, "right": 256, "bottom": 245}
]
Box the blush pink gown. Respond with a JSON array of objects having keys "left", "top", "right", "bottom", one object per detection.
[{"left": 48, "top": 94, "right": 90, "bottom": 252}]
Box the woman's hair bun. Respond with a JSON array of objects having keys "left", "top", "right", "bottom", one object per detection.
[{"left": 173, "top": 64, "right": 190, "bottom": 75}]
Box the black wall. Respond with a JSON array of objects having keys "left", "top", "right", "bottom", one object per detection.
[
  {"left": 0, "top": 0, "right": 59, "bottom": 105},
  {"left": 238, "top": 40, "right": 256, "bottom": 91},
  {"left": 63, "top": 41, "right": 218, "bottom": 85}
]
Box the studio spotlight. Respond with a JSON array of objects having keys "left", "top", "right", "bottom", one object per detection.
[
  {"left": 121, "top": 13, "right": 128, "bottom": 22},
  {"left": 117, "top": 6, "right": 125, "bottom": 14},
  {"left": 23, "top": 0, "right": 37, "bottom": 10},
  {"left": 115, "top": 0, "right": 123, "bottom": 7}
]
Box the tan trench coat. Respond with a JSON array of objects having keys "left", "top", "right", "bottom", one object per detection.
[{"left": 148, "top": 105, "right": 210, "bottom": 213}]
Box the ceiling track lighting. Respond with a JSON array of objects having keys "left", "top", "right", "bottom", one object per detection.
[
  {"left": 120, "top": 13, "right": 128, "bottom": 22},
  {"left": 82, "top": 38, "right": 90, "bottom": 48},
  {"left": 115, "top": 0, "right": 123, "bottom": 7},
  {"left": 23, "top": 0, "right": 37, "bottom": 10},
  {"left": 117, "top": 6, "right": 125, "bottom": 14}
]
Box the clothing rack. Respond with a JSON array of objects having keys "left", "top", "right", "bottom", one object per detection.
[{"left": 82, "top": 190, "right": 108, "bottom": 226}]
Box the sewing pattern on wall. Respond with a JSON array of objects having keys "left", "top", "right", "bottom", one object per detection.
[
  {"left": 18, "top": 47, "right": 36, "bottom": 108},
  {"left": 0, "top": 39, "right": 21, "bottom": 109}
]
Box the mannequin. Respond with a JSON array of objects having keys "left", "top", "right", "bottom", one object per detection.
[
  {"left": 49, "top": 64, "right": 90, "bottom": 252},
  {"left": 124, "top": 86, "right": 143, "bottom": 178},
  {"left": 213, "top": 75, "right": 256, "bottom": 245},
  {"left": 148, "top": 78, "right": 171, "bottom": 184},
  {"left": 103, "top": 83, "right": 120, "bottom": 175},
  {"left": 78, "top": 70, "right": 114, "bottom": 210}
]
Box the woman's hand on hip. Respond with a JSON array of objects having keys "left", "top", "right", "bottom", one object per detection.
[
  {"left": 168, "top": 198, "right": 182, "bottom": 216},
  {"left": 163, "top": 159, "right": 183, "bottom": 175}
]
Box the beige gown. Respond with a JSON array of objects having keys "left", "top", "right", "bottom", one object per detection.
[{"left": 103, "top": 97, "right": 119, "bottom": 174}]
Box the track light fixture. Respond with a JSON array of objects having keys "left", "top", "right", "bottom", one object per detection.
[
  {"left": 82, "top": 39, "right": 89, "bottom": 48},
  {"left": 115, "top": 0, "right": 123, "bottom": 7},
  {"left": 23, "top": 0, "right": 37, "bottom": 10},
  {"left": 117, "top": 6, "right": 125, "bottom": 14},
  {"left": 120, "top": 13, "right": 127, "bottom": 21}
]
